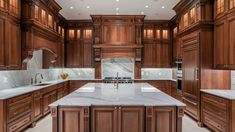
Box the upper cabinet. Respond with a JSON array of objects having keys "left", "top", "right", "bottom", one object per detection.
[
  {"left": 142, "top": 21, "right": 171, "bottom": 68},
  {"left": 214, "top": 0, "right": 235, "bottom": 69},
  {"left": 179, "top": 7, "right": 197, "bottom": 31}
]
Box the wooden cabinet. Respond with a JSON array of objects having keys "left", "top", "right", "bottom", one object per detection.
[
  {"left": 7, "top": 93, "right": 33, "bottom": 132},
  {"left": 92, "top": 106, "right": 144, "bottom": 132},
  {"left": 57, "top": 107, "right": 90, "bottom": 132},
  {"left": 201, "top": 92, "right": 233, "bottom": 132},
  {"left": 33, "top": 91, "right": 43, "bottom": 121},
  {"left": 0, "top": 15, "right": 6, "bottom": 70},
  {"left": 182, "top": 39, "right": 199, "bottom": 120},
  {"left": 145, "top": 80, "right": 172, "bottom": 95},
  {"left": 66, "top": 25, "right": 93, "bottom": 68},
  {"left": 143, "top": 21, "right": 171, "bottom": 68},
  {"left": 43, "top": 90, "right": 57, "bottom": 115},
  {"left": 69, "top": 80, "right": 89, "bottom": 92}
]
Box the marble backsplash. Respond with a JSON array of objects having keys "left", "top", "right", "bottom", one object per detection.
[
  {"left": 141, "top": 68, "right": 173, "bottom": 80},
  {"left": 102, "top": 58, "right": 134, "bottom": 79},
  {"left": 0, "top": 68, "right": 95, "bottom": 90},
  {"left": 231, "top": 71, "right": 235, "bottom": 89}
]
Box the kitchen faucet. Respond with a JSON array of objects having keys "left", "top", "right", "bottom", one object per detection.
[
  {"left": 114, "top": 72, "right": 119, "bottom": 89},
  {"left": 33, "top": 73, "right": 44, "bottom": 85}
]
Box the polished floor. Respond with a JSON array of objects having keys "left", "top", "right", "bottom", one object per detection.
[{"left": 25, "top": 115, "right": 211, "bottom": 132}]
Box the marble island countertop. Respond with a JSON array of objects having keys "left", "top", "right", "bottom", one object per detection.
[
  {"left": 201, "top": 89, "right": 235, "bottom": 100},
  {"left": 49, "top": 83, "right": 185, "bottom": 107}
]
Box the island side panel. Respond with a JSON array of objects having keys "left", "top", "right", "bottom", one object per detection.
[
  {"left": 51, "top": 107, "right": 58, "bottom": 132},
  {"left": 146, "top": 106, "right": 177, "bottom": 132},
  {"left": 177, "top": 106, "right": 184, "bottom": 132}
]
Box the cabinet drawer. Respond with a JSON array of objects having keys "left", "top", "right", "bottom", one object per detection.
[
  {"left": 203, "top": 112, "right": 227, "bottom": 132},
  {"left": 8, "top": 100, "right": 32, "bottom": 123},
  {"left": 202, "top": 93, "right": 228, "bottom": 109},
  {"left": 183, "top": 98, "right": 198, "bottom": 119},
  {"left": 8, "top": 93, "right": 32, "bottom": 106},
  {"left": 8, "top": 114, "right": 31, "bottom": 132}
]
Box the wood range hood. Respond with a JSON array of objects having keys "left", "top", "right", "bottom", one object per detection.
[{"left": 91, "top": 15, "right": 145, "bottom": 79}]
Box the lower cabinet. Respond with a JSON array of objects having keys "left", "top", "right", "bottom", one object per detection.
[
  {"left": 201, "top": 92, "right": 231, "bottom": 132},
  {"left": 43, "top": 90, "right": 57, "bottom": 115},
  {"left": 33, "top": 91, "right": 43, "bottom": 121},
  {"left": 91, "top": 106, "right": 144, "bottom": 132}
]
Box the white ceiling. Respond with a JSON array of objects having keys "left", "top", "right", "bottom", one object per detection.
[{"left": 55, "top": 0, "right": 180, "bottom": 20}]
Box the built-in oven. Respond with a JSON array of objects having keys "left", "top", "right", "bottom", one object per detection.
[{"left": 176, "top": 60, "right": 182, "bottom": 95}]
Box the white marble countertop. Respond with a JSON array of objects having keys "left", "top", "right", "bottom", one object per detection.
[
  {"left": 49, "top": 83, "right": 185, "bottom": 107},
  {"left": 0, "top": 80, "right": 68, "bottom": 100},
  {"left": 201, "top": 89, "right": 235, "bottom": 100}
]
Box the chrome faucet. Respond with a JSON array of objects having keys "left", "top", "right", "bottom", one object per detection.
[
  {"left": 34, "top": 73, "right": 44, "bottom": 85},
  {"left": 114, "top": 72, "right": 119, "bottom": 89}
]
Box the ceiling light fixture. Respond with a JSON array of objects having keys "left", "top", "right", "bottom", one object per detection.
[
  {"left": 86, "top": 6, "right": 90, "bottom": 9},
  {"left": 70, "top": 6, "right": 74, "bottom": 9},
  {"left": 116, "top": 7, "right": 119, "bottom": 11},
  {"left": 161, "top": 6, "right": 165, "bottom": 9},
  {"left": 145, "top": 5, "right": 149, "bottom": 8},
  {"left": 116, "top": 12, "right": 119, "bottom": 15},
  {"left": 116, "top": 0, "right": 119, "bottom": 2}
]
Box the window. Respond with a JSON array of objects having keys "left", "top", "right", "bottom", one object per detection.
[
  {"left": 190, "top": 7, "right": 196, "bottom": 23},
  {"left": 0, "top": 0, "right": 4, "bottom": 8},
  {"left": 83, "top": 29, "right": 92, "bottom": 39},
  {"left": 217, "top": 0, "right": 224, "bottom": 14},
  {"left": 230, "top": 0, "right": 235, "bottom": 9},
  {"left": 9, "top": 0, "right": 19, "bottom": 15},
  {"left": 183, "top": 13, "right": 188, "bottom": 27},
  {"left": 162, "top": 30, "right": 168, "bottom": 39},
  {"left": 68, "top": 29, "right": 75, "bottom": 39},
  {"left": 34, "top": 5, "right": 39, "bottom": 19},
  {"left": 156, "top": 29, "right": 161, "bottom": 40},
  {"left": 77, "top": 29, "right": 81, "bottom": 39},
  {"left": 48, "top": 14, "right": 53, "bottom": 28},
  {"left": 41, "top": 9, "right": 46, "bottom": 25}
]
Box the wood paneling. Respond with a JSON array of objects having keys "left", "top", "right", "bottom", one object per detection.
[{"left": 0, "top": 16, "right": 6, "bottom": 69}]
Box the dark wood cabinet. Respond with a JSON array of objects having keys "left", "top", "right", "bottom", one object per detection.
[
  {"left": 201, "top": 92, "right": 233, "bottom": 132},
  {"left": 33, "top": 91, "right": 43, "bottom": 121},
  {"left": 182, "top": 43, "right": 199, "bottom": 120},
  {"left": 66, "top": 42, "right": 83, "bottom": 68},
  {"left": 43, "top": 90, "right": 57, "bottom": 115},
  {"left": 143, "top": 21, "right": 171, "bottom": 68},
  {"left": 91, "top": 106, "right": 144, "bottom": 132},
  {"left": 0, "top": 15, "right": 6, "bottom": 70}
]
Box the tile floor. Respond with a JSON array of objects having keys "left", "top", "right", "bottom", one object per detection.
[{"left": 25, "top": 115, "right": 211, "bottom": 132}]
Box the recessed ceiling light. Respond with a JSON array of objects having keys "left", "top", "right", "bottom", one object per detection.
[
  {"left": 70, "top": 6, "right": 74, "bottom": 9},
  {"left": 116, "top": 0, "right": 119, "bottom": 2},
  {"left": 141, "top": 11, "right": 144, "bottom": 15},
  {"left": 116, "top": 7, "right": 119, "bottom": 11},
  {"left": 145, "top": 5, "right": 149, "bottom": 8},
  {"left": 86, "top": 6, "right": 90, "bottom": 9},
  {"left": 161, "top": 6, "right": 165, "bottom": 9},
  {"left": 116, "top": 12, "right": 119, "bottom": 15}
]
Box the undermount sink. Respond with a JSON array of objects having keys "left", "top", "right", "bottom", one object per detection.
[{"left": 33, "top": 83, "right": 52, "bottom": 86}]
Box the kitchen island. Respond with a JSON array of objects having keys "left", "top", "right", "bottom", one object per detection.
[{"left": 50, "top": 83, "right": 185, "bottom": 132}]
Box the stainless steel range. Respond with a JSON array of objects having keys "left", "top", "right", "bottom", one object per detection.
[{"left": 103, "top": 77, "right": 133, "bottom": 83}]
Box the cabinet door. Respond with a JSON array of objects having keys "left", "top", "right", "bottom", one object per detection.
[
  {"left": 66, "top": 42, "right": 83, "bottom": 68},
  {"left": 143, "top": 44, "right": 154, "bottom": 67},
  {"left": 92, "top": 107, "right": 118, "bottom": 132},
  {"left": 0, "top": 16, "right": 6, "bottom": 69},
  {"left": 214, "top": 19, "right": 228, "bottom": 68},
  {"left": 58, "top": 107, "right": 89, "bottom": 132},
  {"left": 43, "top": 93, "right": 50, "bottom": 115},
  {"left": 119, "top": 107, "right": 144, "bottom": 132},
  {"left": 154, "top": 44, "right": 161, "bottom": 67},
  {"left": 182, "top": 44, "right": 199, "bottom": 119},
  {"left": 7, "top": 20, "right": 21, "bottom": 70},
  {"left": 161, "top": 44, "right": 170, "bottom": 67},
  {"left": 228, "top": 15, "right": 235, "bottom": 67},
  {"left": 83, "top": 43, "right": 93, "bottom": 67},
  {"left": 33, "top": 92, "right": 43, "bottom": 120}
]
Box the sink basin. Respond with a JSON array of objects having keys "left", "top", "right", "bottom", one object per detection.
[{"left": 33, "top": 83, "right": 52, "bottom": 86}]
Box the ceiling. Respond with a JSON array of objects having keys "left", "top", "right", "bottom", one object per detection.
[{"left": 55, "top": 0, "right": 180, "bottom": 20}]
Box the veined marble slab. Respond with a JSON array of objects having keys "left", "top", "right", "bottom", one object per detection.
[
  {"left": 141, "top": 68, "right": 172, "bottom": 80},
  {"left": 201, "top": 89, "right": 235, "bottom": 100},
  {"left": 49, "top": 83, "right": 185, "bottom": 107}
]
